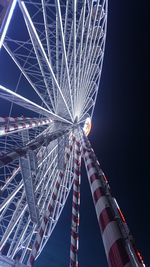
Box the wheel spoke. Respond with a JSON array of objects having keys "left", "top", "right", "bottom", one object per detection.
[
  {"left": 0, "top": 85, "right": 71, "bottom": 124},
  {"left": 19, "top": 1, "right": 73, "bottom": 122}
]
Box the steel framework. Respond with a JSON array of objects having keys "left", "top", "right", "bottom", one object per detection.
[{"left": 0, "top": 0, "right": 145, "bottom": 267}]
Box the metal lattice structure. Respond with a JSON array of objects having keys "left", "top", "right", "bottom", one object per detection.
[{"left": 0, "top": 1, "right": 145, "bottom": 267}]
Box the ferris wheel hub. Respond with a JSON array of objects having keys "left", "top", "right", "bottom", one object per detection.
[{"left": 83, "top": 117, "right": 92, "bottom": 136}]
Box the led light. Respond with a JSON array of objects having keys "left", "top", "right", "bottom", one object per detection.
[
  {"left": 113, "top": 198, "right": 126, "bottom": 222},
  {"left": 137, "top": 251, "right": 145, "bottom": 265},
  {"left": 0, "top": 0, "right": 17, "bottom": 49}
]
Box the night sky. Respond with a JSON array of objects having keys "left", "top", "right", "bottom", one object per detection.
[{"left": 0, "top": 0, "right": 150, "bottom": 266}]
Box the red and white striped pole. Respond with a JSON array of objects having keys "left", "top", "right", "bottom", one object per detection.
[
  {"left": 81, "top": 133, "right": 145, "bottom": 267},
  {"left": 70, "top": 140, "right": 81, "bottom": 267},
  {"left": 0, "top": 117, "right": 52, "bottom": 136},
  {"left": 27, "top": 138, "right": 75, "bottom": 266}
]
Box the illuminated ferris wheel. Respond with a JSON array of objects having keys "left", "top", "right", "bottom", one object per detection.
[{"left": 0, "top": 1, "right": 145, "bottom": 267}]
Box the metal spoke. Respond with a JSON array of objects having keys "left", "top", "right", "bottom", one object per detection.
[
  {"left": 55, "top": 0, "right": 74, "bottom": 119},
  {"left": 19, "top": 1, "right": 73, "bottom": 122},
  {"left": 0, "top": 85, "right": 71, "bottom": 124},
  {"left": 3, "top": 43, "right": 53, "bottom": 113}
]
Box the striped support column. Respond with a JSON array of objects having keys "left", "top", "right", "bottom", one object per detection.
[
  {"left": 27, "top": 138, "right": 74, "bottom": 266},
  {"left": 0, "top": 117, "right": 52, "bottom": 136},
  {"left": 112, "top": 198, "right": 145, "bottom": 267},
  {"left": 70, "top": 140, "right": 81, "bottom": 267},
  {"left": 81, "top": 134, "right": 145, "bottom": 267}
]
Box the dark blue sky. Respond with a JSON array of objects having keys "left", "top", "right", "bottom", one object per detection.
[{"left": 0, "top": 0, "right": 150, "bottom": 266}]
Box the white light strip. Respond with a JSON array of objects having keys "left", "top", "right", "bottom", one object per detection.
[
  {"left": 113, "top": 197, "right": 120, "bottom": 209},
  {"left": 0, "top": 0, "right": 17, "bottom": 49},
  {"left": 0, "top": 84, "right": 72, "bottom": 124},
  {"left": 127, "top": 244, "right": 140, "bottom": 267}
]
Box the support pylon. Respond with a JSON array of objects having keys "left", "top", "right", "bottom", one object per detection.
[
  {"left": 70, "top": 140, "right": 81, "bottom": 267},
  {"left": 81, "top": 132, "right": 145, "bottom": 267}
]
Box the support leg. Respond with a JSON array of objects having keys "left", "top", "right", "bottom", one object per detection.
[
  {"left": 81, "top": 133, "right": 145, "bottom": 267},
  {"left": 70, "top": 140, "right": 81, "bottom": 267}
]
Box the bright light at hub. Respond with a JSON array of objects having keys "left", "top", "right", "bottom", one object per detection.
[
  {"left": 0, "top": 0, "right": 17, "bottom": 49},
  {"left": 83, "top": 117, "right": 92, "bottom": 136}
]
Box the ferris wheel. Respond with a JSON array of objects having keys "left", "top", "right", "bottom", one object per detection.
[{"left": 0, "top": 1, "right": 145, "bottom": 267}]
